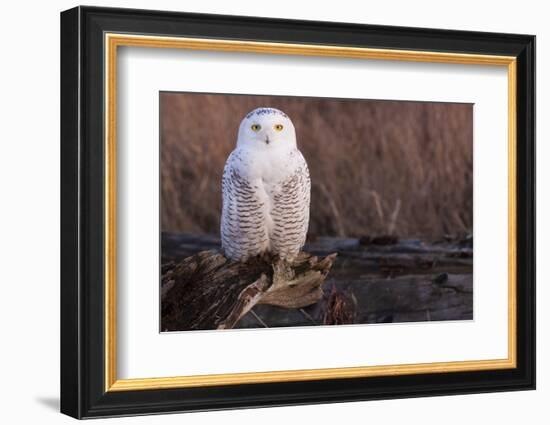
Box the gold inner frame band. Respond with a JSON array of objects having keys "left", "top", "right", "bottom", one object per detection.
[{"left": 104, "top": 33, "right": 518, "bottom": 392}]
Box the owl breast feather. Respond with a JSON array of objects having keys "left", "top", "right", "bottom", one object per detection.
[{"left": 221, "top": 148, "right": 311, "bottom": 261}]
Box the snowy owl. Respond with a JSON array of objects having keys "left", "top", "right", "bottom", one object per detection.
[{"left": 221, "top": 107, "right": 311, "bottom": 262}]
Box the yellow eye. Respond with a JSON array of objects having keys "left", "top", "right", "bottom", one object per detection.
[
  {"left": 251, "top": 124, "right": 261, "bottom": 132},
  {"left": 274, "top": 124, "right": 284, "bottom": 131}
]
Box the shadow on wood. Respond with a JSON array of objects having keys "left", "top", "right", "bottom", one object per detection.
[
  {"left": 161, "top": 233, "right": 473, "bottom": 330},
  {"left": 161, "top": 251, "right": 337, "bottom": 331}
]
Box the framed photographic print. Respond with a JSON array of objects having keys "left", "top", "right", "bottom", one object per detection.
[{"left": 60, "top": 6, "right": 535, "bottom": 419}]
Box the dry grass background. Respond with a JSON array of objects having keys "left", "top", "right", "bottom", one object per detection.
[{"left": 161, "top": 92, "right": 472, "bottom": 240}]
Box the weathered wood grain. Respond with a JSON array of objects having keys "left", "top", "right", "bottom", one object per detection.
[
  {"left": 161, "top": 232, "right": 473, "bottom": 331},
  {"left": 161, "top": 249, "right": 336, "bottom": 331}
]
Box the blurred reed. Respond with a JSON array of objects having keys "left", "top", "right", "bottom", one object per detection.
[{"left": 160, "top": 92, "right": 472, "bottom": 240}]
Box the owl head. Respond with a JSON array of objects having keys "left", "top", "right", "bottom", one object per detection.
[{"left": 236, "top": 107, "right": 297, "bottom": 150}]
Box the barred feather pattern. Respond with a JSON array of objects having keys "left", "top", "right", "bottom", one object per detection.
[
  {"left": 221, "top": 150, "right": 311, "bottom": 262},
  {"left": 270, "top": 164, "right": 310, "bottom": 259},
  {"left": 221, "top": 160, "right": 270, "bottom": 261}
]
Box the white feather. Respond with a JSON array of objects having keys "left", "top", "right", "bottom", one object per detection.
[{"left": 221, "top": 108, "right": 311, "bottom": 261}]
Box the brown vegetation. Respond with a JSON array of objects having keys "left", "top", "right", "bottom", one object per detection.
[{"left": 160, "top": 92, "right": 472, "bottom": 239}]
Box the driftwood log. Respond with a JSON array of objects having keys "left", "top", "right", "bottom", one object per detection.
[
  {"left": 161, "top": 233, "right": 473, "bottom": 331},
  {"left": 161, "top": 251, "right": 337, "bottom": 331}
]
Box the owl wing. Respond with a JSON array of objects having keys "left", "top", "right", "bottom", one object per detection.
[
  {"left": 221, "top": 153, "right": 269, "bottom": 261},
  {"left": 270, "top": 153, "right": 311, "bottom": 260}
]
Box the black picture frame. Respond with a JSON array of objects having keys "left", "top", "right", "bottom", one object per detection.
[{"left": 60, "top": 5, "right": 535, "bottom": 419}]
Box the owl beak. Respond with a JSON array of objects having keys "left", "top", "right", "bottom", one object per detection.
[{"left": 264, "top": 135, "right": 270, "bottom": 144}]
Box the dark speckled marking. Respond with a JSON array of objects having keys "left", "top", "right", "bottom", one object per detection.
[{"left": 245, "top": 108, "right": 289, "bottom": 120}]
